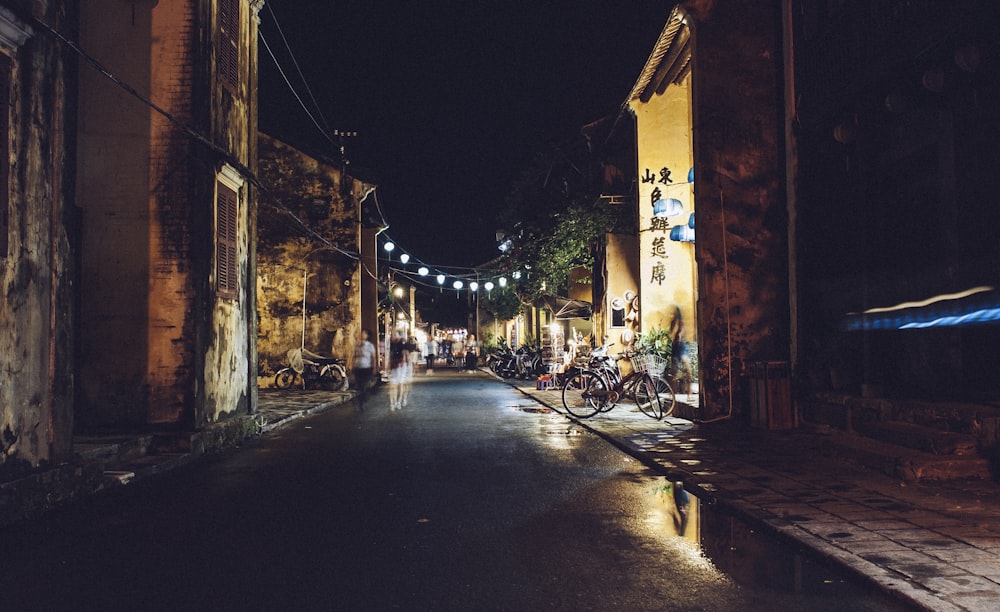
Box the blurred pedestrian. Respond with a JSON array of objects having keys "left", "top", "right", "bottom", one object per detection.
[
  {"left": 425, "top": 336, "right": 438, "bottom": 374},
  {"left": 352, "top": 329, "right": 376, "bottom": 412},
  {"left": 399, "top": 335, "right": 419, "bottom": 407},
  {"left": 464, "top": 334, "right": 479, "bottom": 371},
  {"left": 388, "top": 331, "right": 408, "bottom": 410}
]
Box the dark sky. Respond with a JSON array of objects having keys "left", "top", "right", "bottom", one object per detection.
[{"left": 258, "top": 1, "right": 671, "bottom": 269}]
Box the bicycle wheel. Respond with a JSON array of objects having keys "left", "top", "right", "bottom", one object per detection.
[
  {"left": 320, "top": 364, "right": 348, "bottom": 391},
  {"left": 634, "top": 373, "right": 663, "bottom": 420},
  {"left": 274, "top": 368, "right": 297, "bottom": 389},
  {"left": 653, "top": 376, "right": 677, "bottom": 417},
  {"left": 562, "top": 371, "right": 608, "bottom": 418}
]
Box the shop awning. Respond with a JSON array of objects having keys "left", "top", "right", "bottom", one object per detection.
[{"left": 542, "top": 296, "right": 593, "bottom": 320}]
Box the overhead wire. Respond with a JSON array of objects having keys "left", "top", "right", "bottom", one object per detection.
[
  {"left": 264, "top": 3, "right": 333, "bottom": 137},
  {"left": 28, "top": 9, "right": 492, "bottom": 296}
]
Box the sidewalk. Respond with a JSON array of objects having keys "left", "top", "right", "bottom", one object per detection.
[
  {"left": 1, "top": 389, "right": 357, "bottom": 527},
  {"left": 511, "top": 378, "right": 1000, "bottom": 612}
]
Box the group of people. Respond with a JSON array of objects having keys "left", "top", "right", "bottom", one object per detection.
[{"left": 351, "top": 330, "right": 481, "bottom": 411}]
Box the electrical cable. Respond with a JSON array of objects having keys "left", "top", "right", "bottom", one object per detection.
[{"left": 264, "top": 3, "right": 332, "bottom": 137}]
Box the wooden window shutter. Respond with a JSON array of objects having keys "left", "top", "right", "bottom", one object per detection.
[
  {"left": 218, "top": 0, "right": 239, "bottom": 90},
  {"left": 216, "top": 182, "right": 239, "bottom": 299}
]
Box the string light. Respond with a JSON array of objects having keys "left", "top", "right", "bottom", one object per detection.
[{"left": 378, "top": 234, "right": 518, "bottom": 296}]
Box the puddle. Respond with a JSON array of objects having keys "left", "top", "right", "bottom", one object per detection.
[
  {"left": 508, "top": 405, "right": 551, "bottom": 413},
  {"left": 650, "top": 478, "right": 910, "bottom": 610}
]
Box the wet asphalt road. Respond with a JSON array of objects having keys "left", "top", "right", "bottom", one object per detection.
[{"left": 0, "top": 371, "right": 895, "bottom": 611}]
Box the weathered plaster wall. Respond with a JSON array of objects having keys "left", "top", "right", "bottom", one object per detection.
[
  {"left": 0, "top": 0, "right": 75, "bottom": 469},
  {"left": 689, "top": 0, "right": 790, "bottom": 418},
  {"left": 256, "top": 134, "right": 364, "bottom": 386}
]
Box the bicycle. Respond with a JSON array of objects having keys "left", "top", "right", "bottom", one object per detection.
[
  {"left": 562, "top": 351, "right": 670, "bottom": 419},
  {"left": 274, "top": 348, "right": 349, "bottom": 391},
  {"left": 625, "top": 352, "right": 678, "bottom": 418}
]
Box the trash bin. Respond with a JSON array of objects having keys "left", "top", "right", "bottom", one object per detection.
[{"left": 749, "top": 361, "right": 795, "bottom": 429}]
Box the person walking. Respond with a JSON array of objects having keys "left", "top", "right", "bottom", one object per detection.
[
  {"left": 387, "top": 331, "right": 409, "bottom": 410},
  {"left": 399, "top": 335, "right": 419, "bottom": 407},
  {"left": 424, "top": 336, "right": 438, "bottom": 374},
  {"left": 352, "top": 329, "right": 377, "bottom": 412},
  {"left": 464, "top": 334, "right": 479, "bottom": 371}
]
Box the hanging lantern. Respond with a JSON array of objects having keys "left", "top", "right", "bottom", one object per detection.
[
  {"left": 470, "top": 282, "right": 479, "bottom": 292},
  {"left": 670, "top": 224, "right": 695, "bottom": 242},
  {"left": 452, "top": 280, "right": 463, "bottom": 290},
  {"left": 399, "top": 253, "right": 410, "bottom": 264},
  {"left": 484, "top": 281, "right": 494, "bottom": 292},
  {"left": 383, "top": 241, "right": 395, "bottom": 253},
  {"left": 653, "top": 197, "right": 684, "bottom": 218},
  {"left": 498, "top": 277, "right": 507, "bottom": 287},
  {"left": 418, "top": 266, "right": 429, "bottom": 276}
]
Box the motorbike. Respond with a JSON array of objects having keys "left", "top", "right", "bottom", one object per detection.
[
  {"left": 513, "top": 344, "right": 545, "bottom": 379},
  {"left": 274, "top": 348, "right": 349, "bottom": 391}
]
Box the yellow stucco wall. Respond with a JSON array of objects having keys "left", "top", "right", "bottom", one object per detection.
[
  {"left": 604, "top": 233, "right": 640, "bottom": 351},
  {"left": 630, "top": 73, "right": 697, "bottom": 354}
]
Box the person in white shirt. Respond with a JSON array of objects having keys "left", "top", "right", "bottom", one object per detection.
[{"left": 352, "top": 329, "right": 377, "bottom": 411}]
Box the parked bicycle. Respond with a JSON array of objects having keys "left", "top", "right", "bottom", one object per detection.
[
  {"left": 274, "top": 348, "right": 349, "bottom": 391},
  {"left": 561, "top": 350, "right": 675, "bottom": 419}
]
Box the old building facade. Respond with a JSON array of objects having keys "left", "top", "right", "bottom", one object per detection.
[
  {"left": 0, "top": 1, "right": 75, "bottom": 471},
  {"left": 256, "top": 133, "right": 377, "bottom": 386},
  {"left": 2, "top": 0, "right": 265, "bottom": 482},
  {"left": 75, "top": 0, "right": 263, "bottom": 431}
]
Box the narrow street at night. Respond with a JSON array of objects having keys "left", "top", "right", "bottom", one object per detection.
[{"left": 0, "top": 372, "right": 894, "bottom": 611}]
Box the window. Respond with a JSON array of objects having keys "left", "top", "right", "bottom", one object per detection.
[
  {"left": 218, "top": 0, "right": 239, "bottom": 90},
  {"left": 216, "top": 180, "right": 239, "bottom": 299}
]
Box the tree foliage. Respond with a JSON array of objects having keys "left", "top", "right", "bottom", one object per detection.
[
  {"left": 480, "top": 287, "right": 523, "bottom": 322},
  {"left": 496, "top": 136, "right": 622, "bottom": 305}
]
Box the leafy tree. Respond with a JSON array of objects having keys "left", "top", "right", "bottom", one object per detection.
[
  {"left": 497, "top": 136, "right": 624, "bottom": 305},
  {"left": 480, "top": 287, "right": 523, "bottom": 322}
]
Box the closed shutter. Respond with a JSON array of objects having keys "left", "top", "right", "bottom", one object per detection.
[
  {"left": 218, "top": 0, "right": 239, "bottom": 90},
  {"left": 216, "top": 182, "right": 238, "bottom": 299}
]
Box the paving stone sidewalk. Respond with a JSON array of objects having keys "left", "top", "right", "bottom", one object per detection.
[{"left": 511, "top": 379, "right": 1000, "bottom": 612}]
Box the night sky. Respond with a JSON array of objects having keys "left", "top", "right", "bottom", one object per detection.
[{"left": 258, "top": 1, "right": 672, "bottom": 269}]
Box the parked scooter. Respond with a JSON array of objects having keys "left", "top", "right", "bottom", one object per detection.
[{"left": 274, "top": 348, "right": 349, "bottom": 390}]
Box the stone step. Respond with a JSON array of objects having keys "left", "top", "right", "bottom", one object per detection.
[
  {"left": 820, "top": 428, "right": 991, "bottom": 482},
  {"left": 73, "top": 434, "right": 154, "bottom": 464},
  {"left": 857, "top": 420, "right": 978, "bottom": 456}
]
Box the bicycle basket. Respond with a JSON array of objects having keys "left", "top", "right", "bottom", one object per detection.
[
  {"left": 630, "top": 353, "right": 667, "bottom": 378},
  {"left": 287, "top": 348, "right": 305, "bottom": 374}
]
